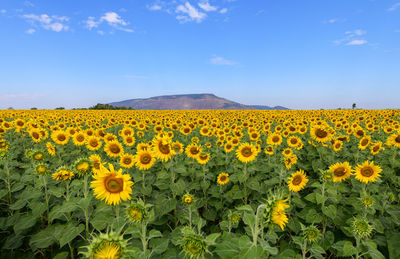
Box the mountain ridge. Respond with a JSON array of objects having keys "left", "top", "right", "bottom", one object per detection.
[{"left": 109, "top": 93, "right": 288, "bottom": 110}]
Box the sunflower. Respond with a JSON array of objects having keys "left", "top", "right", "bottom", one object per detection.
[
  {"left": 370, "top": 142, "right": 384, "bottom": 155},
  {"left": 151, "top": 137, "right": 175, "bottom": 162},
  {"left": 74, "top": 158, "right": 92, "bottom": 176},
  {"left": 288, "top": 169, "right": 308, "bottom": 192},
  {"left": 328, "top": 162, "right": 352, "bottom": 182},
  {"left": 136, "top": 143, "right": 149, "bottom": 151},
  {"left": 32, "top": 150, "right": 44, "bottom": 162},
  {"left": 287, "top": 136, "right": 302, "bottom": 149},
  {"left": 185, "top": 143, "right": 202, "bottom": 159},
  {"left": 387, "top": 133, "right": 400, "bottom": 148},
  {"left": 224, "top": 142, "right": 234, "bottom": 153},
  {"left": 354, "top": 161, "right": 382, "bottom": 184},
  {"left": 172, "top": 141, "right": 184, "bottom": 153},
  {"left": 282, "top": 148, "right": 293, "bottom": 157},
  {"left": 104, "top": 141, "right": 124, "bottom": 158},
  {"left": 264, "top": 145, "right": 274, "bottom": 155},
  {"left": 35, "top": 163, "right": 48, "bottom": 175},
  {"left": 123, "top": 135, "right": 136, "bottom": 147},
  {"left": 267, "top": 132, "right": 283, "bottom": 146},
  {"left": 86, "top": 136, "right": 102, "bottom": 151},
  {"left": 332, "top": 140, "right": 343, "bottom": 152},
  {"left": 180, "top": 126, "right": 192, "bottom": 136},
  {"left": 73, "top": 132, "right": 87, "bottom": 146},
  {"left": 134, "top": 150, "right": 156, "bottom": 171},
  {"left": 52, "top": 168, "right": 74, "bottom": 181},
  {"left": 217, "top": 172, "right": 229, "bottom": 186},
  {"left": 310, "top": 125, "right": 332, "bottom": 143},
  {"left": 46, "top": 142, "right": 56, "bottom": 156},
  {"left": 119, "top": 153, "right": 135, "bottom": 168},
  {"left": 51, "top": 130, "right": 70, "bottom": 145},
  {"left": 272, "top": 198, "right": 290, "bottom": 230},
  {"left": 284, "top": 154, "right": 298, "bottom": 169},
  {"left": 358, "top": 136, "right": 371, "bottom": 150},
  {"left": 81, "top": 231, "right": 129, "bottom": 259},
  {"left": 235, "top": 142, "right": 258, "bottom": 163},
  {"left": 89, "top": 154, "right": 105, "bottom": 174},
  {"left": 196, "top": 153, "right": 210, "bottom": 165},
  {"left": 29, "top": 128, "right": 42, "bottom": 143},
  {"left": 182, "top": 194, "right": 194, "bottom": 205},
  {"left": 91, "top": 163, "right": 133, "bottom": 206}
]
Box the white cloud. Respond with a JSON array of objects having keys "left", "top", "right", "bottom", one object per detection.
[
  {"left": 0, "top": 9, "right": 6, "bottom": 14},
  {"left": 209, "top": 56, "right": 237, "bottom": 66},
  {"left": 198, "top": 1, "right": 218, "bottom": 12},
  {"left": 388, "top": 2, "right": 400, "bottom": 11},
  {"left": 100, "top": 12, "right": 127, "bottom": 26},
  {"left": 176, "top": 2, "right": 207, "bottom": 23},
  {"left": 334, "top": 29, "right": 367, "bottom": 46},
  {"left": 346, "top": 39, "right": 367, "bottom": 46},
  {"left": 328, "top": 18, "right": 337, "bottom": 23},
  {"left": 148, "top": 4, "right": 162, "bottom": 11},
  {"left": 26, "top": 28, "right": 35, "bottom": 34},
  {"left": 22, "top": 14, "right": 69, "bottom": 32},
  {"left": 220, "top": 8, "right": 228, "bottom": 14},
  {"left": 124, "top": 75, "right": 148, "bottom": 79},
  {"left": 97, "top": 30, "right": 104, "bottom": 35},
  {"left": 84, "top": 12, "right": 133, "bottom": 33}
]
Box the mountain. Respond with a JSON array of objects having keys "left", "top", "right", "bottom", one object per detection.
[{"left": 108, "top": 93, "right": 288, "bottom": 110}]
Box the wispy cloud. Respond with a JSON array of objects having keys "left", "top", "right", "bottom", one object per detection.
[
  {"left": 388, "top": 2, "right": 400, "bottom": 11},
  {"left": 124, "top": 75, "right": 148, "bottom": 79},
  {"left": 220, "top": 8, "right": 228, "bottom": 14},
  {"left": 198, "top": 1, "right": 218, "bottom": 12},
  {"left": 209, "top": 56, "right": 237, "bottom": 66},
  {"left": 147, "top": 4, "right": 162, "bottom": 11},
  {"left": 176, "top": 2, "right": 207, "bottom": 23},
  {"left": 24, "top": 1, "right": 34, "bottom": 7},
  {"left": 22, "top": 14, "right": 69, "bottom": 32},
  {"left": 26, "top": 28, "right": 35, "bottom": 34},
  {"left": 84, "top": 12, "right": 133, "bottom": 33},
  {"left": 0, "top": 9, "right": 6, "bottom": 14},
  {"left": 346, "top": 39, "right": 367, "bottom": 46},
  {"left": 334, "top": 29, "right": 367, "bottom": 46}
]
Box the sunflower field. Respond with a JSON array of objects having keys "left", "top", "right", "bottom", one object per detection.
[{"left": 1, "top": 109, "right": 400, "bottom": 259}]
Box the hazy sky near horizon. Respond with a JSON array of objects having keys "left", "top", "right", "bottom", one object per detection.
[{"left": 0, "top": 0, "right": 399, "bottom": 110}]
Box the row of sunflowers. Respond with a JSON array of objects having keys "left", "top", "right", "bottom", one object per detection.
[{"left": 0, "top": 109, "right": 399, "bottom": 258}]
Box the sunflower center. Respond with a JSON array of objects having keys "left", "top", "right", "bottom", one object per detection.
[
  {"left": 34, "top": 153, "right": 43, "bottom": 160},
  {"left": 290, "top": 138, "right": 297, "bottom": 144},
  {"left": 315, "top": 128, "right": 328, "bottom": 138},
  {"left": 241, "top": 147, "right": 253, "bottom": 157},
  {"left": 395, "top": 135, "right": 400, "bottom": 143},
  {"left": 372, "top": 145, "right": 379, "bottom": 152},
  {"left": 220, "top": 175, "right": 227, "bottom": 182},
  {"left": 90, "top": 139, "right": 98, "bottom": 147},
  {"left": 105, "top": 175, "right": 124, "bottom": 193},
  {"left": 32, "top": 132, "right": 40, "bottom": 139},
  {"left": 190, "top": 147, "right": 200, "bottom": 155},
  {"left": 356, "top": 130, "right": 364, "bottom": 137},
  {"left": 58, "top": 134, "right": 66, "bottom": 141},
  {"left": 334, "top": 167, "right": 346, "bottom": 177},
  {"left": 292, "top": 175, "right": 303, "bottom": 185},
  {"left": 93, "top": 161, "right": 100, "bottom": 169},
  {"left": 77, "top": 135, "right": 84, "bottom": 142},
  {"left": 272, "top": 136, "right": 280, "bottom": 142},
  {"left": 360, "top": 167, "right": 374, "bottom": 177},
  {"left": 159, "top": 143, "right": 170, "bottom": 154},
  {"left": 124, "top": 158, "right": 132, "bottom": 164},
  {"left": 110, "top": 144, "right": 121, "bottom": 154},
  {"left": 140, "top": 154, "right": 151, "bottom": 164},
  {"left": 361, "top": 139, "right": 369, "bottom": 146}
]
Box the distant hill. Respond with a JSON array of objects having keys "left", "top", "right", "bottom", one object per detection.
[{"left": 108, "top": 94, "right": 288, "bottom": 110}]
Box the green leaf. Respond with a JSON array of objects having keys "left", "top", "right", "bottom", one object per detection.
[
  {"left": 242, "top": 212, "right": 256, "bottom": 229},
  {"left": 9, "top": 199, "right": 27, "bottom": 210},
  {"left": 14, "top": 214, "right": 37, "bottom": 234},
  {"left": 172, "top": 179, "right": 185, "bottom": 196},
  {"left": 205, "top": 233, "right": 221, "bottom": 245},
  {"left": 342, "top": 241, "right": 357, "bottom": 256},
  {"left": 387, "top": 232, "right": 400, "bottom": 259},
  {"left": 49, "top": 201, "right": 78, "bottom": 221},
  {"left": 58, "top": 223, "right": 84, "bottom": 247},
  {"left": 304, "top": 193, "right": 316, "bottom": 203},
  {"left": 310, "top": 244, "right": 325, "bottom": 255},
  {"left": 29, "top": 225, "right": 56, "bottom": 249},
  {"left": 91, "top": 211, "right": 112, "bottom": 231},
  {"left": 305, "top": 209, "right": 323, "bottom": 223},
  {"left": 236, "top": 205, "right": 254, "bottom": 212},
  {"left": 322, "top": 205, "right": 336, "bottom": 219},
  {"left": 53, "top": 252, "right": 69, "bottom": 259},
  {"left": 147, "top": 229, "right": 163, "bottom": 240},
  {"left": 2, "top": 234, "right": 23, "bottom": 250},
  {"left": 315, "top": 193, "right": 327, "bottom": 205},
  {"left": 276, "top": 249, "right": 297, "bottom": 259},
  {"left": 149, "top": 238, "right": 169, "bottom": 254}
]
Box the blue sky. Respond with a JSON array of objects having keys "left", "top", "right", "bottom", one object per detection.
[{"left": 0, "top": 0, "right": 399, "bottom": 109}]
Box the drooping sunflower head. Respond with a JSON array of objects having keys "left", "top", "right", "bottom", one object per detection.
[
  {"left": 287, "top": 169, "right": 308, "bottom": 192},
  {"left": 351, "top": 217, "right": 373, "bottom": 239},
  {"left": 52, "top": 167, "right": 74, "bottom": 181},
  {"left": 46, "top": 142, "right": 56, "bottom": 156},
  {"left": 271, "top": 198, "right": 290, "bottom": 230},
  {"left": 74, "top": 158, "right": 92, "bottom": 176},
  {"left": 90, "top": 163, "right": 134, "bottom": 206},
  {"left": 182, "top": 194, "right": 194, "bottom": 206},
  {"left": 32, "top": 150, "right": 45, "bottom": 162},
  {"left": 179, "top": 227, "right": 209, "bottom": 259},
  {"left": 126, "top": 200, "right": 148, "bottom": 223},
  {"left": 217, "top": 172, "right": 229, "bottom": 186},
  {"left": 302, "top": 225, "right": 321, "bottom": 243},
  {"left": 80, "top": 231, "right": 130, "bottom": 259},
  {"left": 328, "top": 162, "right": 352, "bottom": 183},
  {"left": 360, "top": 195, "right": 374, "bottom": 208},
  {"left": 354, "top": 161, "right": 382, "bottom": 184},
  {"left": 35, "top": 163, "right": 48, "bottom": 176},
  {"left": 284, "top": 154, "right": 298, "bottom": 169}
]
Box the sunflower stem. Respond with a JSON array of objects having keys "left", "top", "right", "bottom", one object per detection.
[
  {"left": 68, "top": 242, "right": 75, "bottom": 259},
  {"left": 302, "top": 239, "right": 307, "bottom": 259},
  {"left": 4, "top": 158, "right": 13, "bottom": 215},
  {"left": 188, "top": 206, "right": 192, "bottom": 228},
  {"left": 141, "top": 221, "right": 148, "bottom": 257},
  {"left": 41, "top": 175, "right": 50, "bottom": 225}
]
